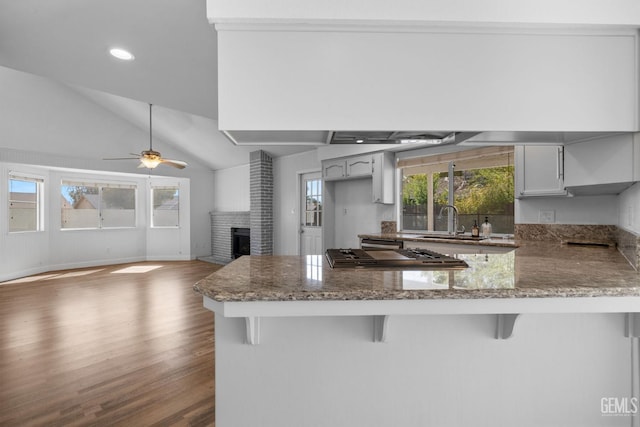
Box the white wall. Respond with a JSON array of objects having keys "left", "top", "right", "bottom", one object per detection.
[
  {"left": 515, "top": 195, "right": 618, "bottom": 225},
  {"left": 273, "top": 150, "right": 321, "bottom": 255},
  {"left": 216, "top": 312, "right": 632, "bottom": 427},
  {"left": 618, "top": 183, "right": 640, "bottom": 233},
  {"left": 212, "top": 164, "right": 250, "bottom": 211},
  {"left": 330, "top": 179, "right": 394, "bottom": 248},
  {"left": 217, "top": 27, "right": 637, "bottom": 132},
  {"left": 0, "top": 162, "right": 192, "bottom": 281}
]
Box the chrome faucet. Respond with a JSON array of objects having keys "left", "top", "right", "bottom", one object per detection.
[{"left": 438, "top": 205, "right": 465, "bottom": 235}]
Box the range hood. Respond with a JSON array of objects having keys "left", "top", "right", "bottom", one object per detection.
[
  {"left": 221, "top": 130, "right": 473, "bottom": 145},
  {"left": 329, "top": 131, "right": 459, "bottom": 145}
]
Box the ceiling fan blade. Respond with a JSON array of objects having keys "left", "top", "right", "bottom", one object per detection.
[
  {"left": 160, "top": 158, "right": 188, "bottom": 169},
  {"left": 103, "top": 157, "right": 140, "bottom": 160}
]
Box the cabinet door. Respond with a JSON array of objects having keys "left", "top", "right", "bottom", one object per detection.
[
  {"left": 323, "top": 160, "right": 346, "bottom": 180},
  {"left": 372, "top": 152, "right": 395, "bottom": 204},
  {"left": 564, "top": 134, "right": 635, "bottom": 187},
  {"left": 346, "top": 155, "right": 373, "bottom": 178},
  {"left": 515, "top": 146, "right": 566, "bottom": 197}
]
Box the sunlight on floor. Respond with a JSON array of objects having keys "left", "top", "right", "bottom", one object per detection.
[
  {"left": 1, "top": 274, "right": 60, "bottom": 284},
  {"left": 47, "top": 269, "right": 105, "bottom": 279},
  {"left": 1, "top": 269, "right": 105, "bottom": 284},
  {"left": 111, "top": 265, "right": 163, "bottom": 274}
]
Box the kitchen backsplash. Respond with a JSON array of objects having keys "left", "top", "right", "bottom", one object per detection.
[
  {"left": 381, "top": 221, "right": 397, "bottom": 234},
  {"left": 616, "top": 227, "right": 640, "bottom": 270},
  {"left": 514, "top": 224, "right": 617, "bottom": 244},
  {"left": 516, "top": 223, "right": 639, "bottom": 270}
]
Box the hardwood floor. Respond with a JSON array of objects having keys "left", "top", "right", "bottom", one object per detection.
[{"left": 0, "top": 260, "right": 221, "bottom": 426}]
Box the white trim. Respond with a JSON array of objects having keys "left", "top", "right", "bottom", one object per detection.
[
  {"left": 204, "top": 296, "right": 640, "bottom": 318},
  {"left": 214, "top": 21, "right": 640, "bottom": 37}
]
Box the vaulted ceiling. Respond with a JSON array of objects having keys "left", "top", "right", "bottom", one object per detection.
[{"left": 0, "top": 0, "right": 315, "bottom": 170}]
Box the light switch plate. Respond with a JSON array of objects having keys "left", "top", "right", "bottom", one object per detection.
[{"left": 539, "top": 210, "right": 555, "bottom": 223}]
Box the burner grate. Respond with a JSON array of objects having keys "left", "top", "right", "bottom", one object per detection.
[{"left": 325, "top": 248, "right": 468, "bottom": 269}]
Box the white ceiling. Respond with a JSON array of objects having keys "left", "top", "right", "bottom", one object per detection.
[
  {"left": 1, "top": 1, "right": 638, "bottom": 171},
  {"left": 0, "top": 0, "right": 316, "bottom": 170}
]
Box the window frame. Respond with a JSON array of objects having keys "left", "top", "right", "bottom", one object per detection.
[
  {"left": 8, "top": 172, "right": 45, "bottom": 233},
  {"left": 398, "top": 146, "right": 515, "bottom": 234},
  {"left": 60, "top": 180, "right": 138, "bottom": 230},
  {"left": 150, "top": 185, "right": 180, "bottom": 228}
]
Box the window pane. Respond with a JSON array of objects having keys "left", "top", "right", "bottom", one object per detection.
[
  {"left": 401, "top": 173, "right": 431, "bottom": 231},
  {"left": 453, "top": 166, "right": 514, "bottom": 234},
  {"left": 401, "top": 152, "right": 514, "bottom": 234},
  {"left": 304, "top": 179, "right": 322, "bottom": 227},
  {"left": 101, "top": 187, "right": 136, "bottom": 228},
  {"left": 152, "top": 187, "right": 179, "bottom": 227},
  {"left": 9, "top": 178, "right": 39, "bottom": 232},
  {"left": 61, "top": 185, "right": 100, "bottom": 229}
]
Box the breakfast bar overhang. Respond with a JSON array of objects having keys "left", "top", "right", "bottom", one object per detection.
[{"left": 195, "top": 242, "right": 640, "bottom": 427}]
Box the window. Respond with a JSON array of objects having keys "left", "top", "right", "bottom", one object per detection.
[
  {"left": 304, "top": 178, "right": 322, "bottom": 227},
  {"left": 61, "top": 181, "right": 136, "bottom": 229},
  {"left": 399, "top": 146, "right": 514, "bottom": 234},
  {"left": 151, "top": 186, "right": 179, "bottom": 227},
  {"left": 9, "top": 173, "right": 44, "bottom": 232}
]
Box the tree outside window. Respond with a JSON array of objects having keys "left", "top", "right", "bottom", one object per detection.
[{"left": 401, "top": 148, "right": 514, "bottom": 234}]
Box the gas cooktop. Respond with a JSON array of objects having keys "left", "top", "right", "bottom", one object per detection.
[{"left": 325, "top": 248, "right": 469, "bottom": 269}]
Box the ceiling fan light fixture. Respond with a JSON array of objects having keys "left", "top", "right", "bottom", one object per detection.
[
  {"left": 109, "top": 47, "right": 135, "bottom": 61},
  {"left": 140, "top": 156, "right": 161, "bottom": 169}
]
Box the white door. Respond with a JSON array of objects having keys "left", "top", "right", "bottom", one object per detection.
[{"left": 300, "top": 172, "right": 323, "bottom": 255}]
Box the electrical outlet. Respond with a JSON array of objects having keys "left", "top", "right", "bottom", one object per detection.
[
  {"left": 628, "top": 206, "right": 634, "bottom": 227},
  {"left": 539, "top": 210, "right": 555, "bottom": 224}
]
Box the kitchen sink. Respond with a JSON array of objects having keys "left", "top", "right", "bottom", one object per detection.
[{"left": 415, "top": 232, "right": 486, "bottom": 241}]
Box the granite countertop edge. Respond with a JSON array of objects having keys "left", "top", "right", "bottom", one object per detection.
[{"left": 194, "top": 284, "right": 640, "bottom": 303}]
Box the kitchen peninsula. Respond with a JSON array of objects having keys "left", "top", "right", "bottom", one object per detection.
[{"left": 195, "top": 241, "right": 640, "bottom": 427}]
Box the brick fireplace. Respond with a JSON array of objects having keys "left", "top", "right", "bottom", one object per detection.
[
  {"left": 209, "top": 149, "right": 274, "bottom": 264},
  {"left": 209, "top": 211, "right": 250, "bottom": 264}
]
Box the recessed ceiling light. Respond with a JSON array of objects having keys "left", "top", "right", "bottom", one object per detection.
[{"left": 109, "top": 47, "right": 135, "bottom": 61}]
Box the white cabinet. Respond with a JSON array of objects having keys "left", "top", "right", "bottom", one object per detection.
[
  {"left": 346, "top": 155, "right": 374, "bottom": 178},
  {"left": 324, "top": 155, "right": 375, "bottom": 180},
  {"left": 323, "top": 159, "right": 346, "bottom": 180},
  {"left": 372, "top": 152, "right": 394, "bottom": 204},
  {"left": 322, "top": 152, "right": 395, "bottom": 204},
  {"left": 564, "top": 133, "right": 639, "bottom": 195},
  {"left": 515, "top": 145, "right": 567, "bottom": 198}
]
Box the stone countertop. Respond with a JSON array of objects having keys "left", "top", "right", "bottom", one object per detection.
[
  {"left": 194, "top": 241, "right": 640, "bottom": 302},
  {"left": 358, "top": 232, "right": 518, "bottom": 247}
]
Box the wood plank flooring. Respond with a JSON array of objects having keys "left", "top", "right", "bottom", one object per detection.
[{"left": 0, "top": 260, "right": 221, "bottom": 426}]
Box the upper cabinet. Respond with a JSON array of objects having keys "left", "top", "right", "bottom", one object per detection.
[
  {"left": 346, "top": 155, "right": 374, "bottom": 178},
  {"left": 322, "top": 152, "right": 395, "bottom": 204},
  {"left": 323, "top": 159, "right": 347, "bottom": 180},
  {"left": 371, "top": 152, "right": 395, "bottom": 204},
  {"left": 563, "top": 134, "right": 639, "bottom": 195},
  {"left": 515, "top": 145, "right": 567, "bottom": 198}
]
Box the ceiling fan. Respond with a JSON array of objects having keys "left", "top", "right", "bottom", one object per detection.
[{"left": 104, "top": 104, "right": 188, "bottom": 169}]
